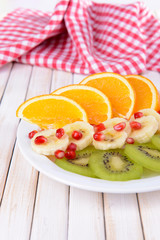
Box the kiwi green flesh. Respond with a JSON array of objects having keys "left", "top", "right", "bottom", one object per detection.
[
  {"left": 151, "top": 134, "right": 160, "bottom": 151},
  {"left": 89, "top": 149, "right": 143, "bottom": 181},
  {"left": 55, "top": 146, "right": 96, "bottom": 178},
  {"left": 124, "top": 143, "right": 160, "bottom": 173}
]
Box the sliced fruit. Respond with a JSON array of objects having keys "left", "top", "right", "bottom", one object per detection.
[
  {"left": 103, "top": 117, "right": 131, "bottom": 135},
  {"left": 151, "top": 134, "right": 160, "bottom": 150},
  {"left": 124, "top": 143, "right": 160, "bottom": 172},
  {"left": 55, "top": 146, "right": 96, "bottom": 178},
  {"left": 31, "top": 129, "right": 69, "bottom": 155},
  {"left": 80, "top": 72, "right": 135, "bottom": 119},
  {"left": 137, "top": 109, "right": 160, "bottom": 133},
  {"left": 16, "top": 95, "right": 88, "bottom": 129},
  {"left": 125, "top": 75, "right": 160, "bottom": 112},
  {"left": 129, "top": 116, "right": 158, "bottom": 143},
  {"left": 63, "top": 121, "right": 94, "bottom": 151},
  {"left": 89, "top": 149, "right": 143, "bottom": 181},
  {"left": 93, "top": 128, "right": 128, "bottom": 150},
  {"left": 52, "top": 84, "right": 112, "bottom": 125}
]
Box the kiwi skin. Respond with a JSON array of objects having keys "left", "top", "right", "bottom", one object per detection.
[
  {"left": 55, "top": 146, "right": 97, "bottom": 178},
  {"left": 88, "top": 149, "right": 143, "bottom": 181},
  {"left": 151, "top": 134, "right": 160, "bottom": 150},
  {"left": 124, "top": 143, "right": 160, "bottom": 173}
]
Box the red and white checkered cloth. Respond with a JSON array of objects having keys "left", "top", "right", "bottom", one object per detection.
[{"left": 0, "top": 0, "right": 160, "bottom": 75}]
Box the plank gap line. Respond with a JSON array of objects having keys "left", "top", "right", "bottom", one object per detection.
[
  {"left": 102, "top": 193, "right": 107, "bottom": 240},
  {"left": 29, "top": 172, "right": 40, "bottom": 240},
  {"left": 136, "top": 194, "right": 145, "bottom": 240},
  {"left": 0, "top": 138, "right": 17, "bottom": 206},
  {"left": 0, "top": 63, "right": 13, "bottom": 104},
  {"left": 67, "top": 186, "right": 71, "bottom": 240}
]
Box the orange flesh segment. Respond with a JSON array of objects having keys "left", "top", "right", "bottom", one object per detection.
[
  {"left": 17, "top": 96, "right": 87, "bottom": 129},
  {"left": 82, "top": 76, "right": 134, "bottom": 118},
  {"left": 57, "top": 89, "right": 110, "bottom": 124},
  {"left": 126, "top": 75, "right": 160, "bottom": 112}
]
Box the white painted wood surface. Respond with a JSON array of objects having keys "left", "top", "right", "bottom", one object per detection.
[{"left": 0, "top": 0, "right": 160, "bottom": 240}]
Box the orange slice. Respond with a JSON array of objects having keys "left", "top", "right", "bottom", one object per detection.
[
  {"left": 125, "top": 75, "right": 160, "bottom": 112},
  {"left": 80, "top": 72, "right": 135, "bottom": 119},
  {"left": 52, "top": 85, "right": 112, "bottom": 125},
  {"left": 16, "top": 95, "right": 88, "bottom": 129}
]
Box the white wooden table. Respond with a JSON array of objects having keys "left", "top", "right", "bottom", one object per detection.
[{"left": 0, "top": 1, "right": 160, "bottom": 240}]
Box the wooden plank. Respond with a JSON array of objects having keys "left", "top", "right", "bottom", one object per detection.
[
  {"left": 103, "top": 194, "right": 144, "bottom": 240},
  {"left": 30, "top": 70, "right": 72, "bottom": 240},
  {"left": 51, "top": 69, "right": 73, "bottom": 92},
  {"left": 73, "top": 73, "right": 87, "bottom": 84},
  {"left": 30, "top": 174, "right": 69, "bottom": 240},
  {"left": 0, "top": 66, "right": 52, "bottom": 240},
  {"left": 0, "top": 63, "right": 32, "bottom": 201},
  {"left": 0, "top": 145, "right": 38, "bottom": 240},
  {"left": 138, "top": 191, "right": 160, "bottom": 240},
  {"left": 68, "top": 187, "right": 105, "bottom": 240},
  {"left": 0, "top": 63, "right": 12, "bottom": 100}
]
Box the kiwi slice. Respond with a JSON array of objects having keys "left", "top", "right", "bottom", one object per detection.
[
  {"left": 55, "top": 146, "right": 96, "bottom": 178},
  {"left": 89, "top": 149, "right": 143, "bottom": 181},
  {"left": 151, "top": 134, "right": 160, "bottom": 150},
  {"left": 124, "top": 143, "right": 160, "bottom": 172}
]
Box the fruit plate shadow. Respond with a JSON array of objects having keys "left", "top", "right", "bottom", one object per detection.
[{"left": 17, "top": 121, "right": 160, "bottom": 194}]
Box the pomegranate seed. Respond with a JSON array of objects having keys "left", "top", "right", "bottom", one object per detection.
[
  {"left": 134, "top": 112, "right": 143, "bottom": 119},
  {"left": 126, "top": 137, "right": 135, "bottom": 144},
  {"left": 94, "top": 123, "right": 106, "bottom": 132},
  {"left": 56, "top": 128, "right": 65, "bottom": 139},
  {"left": 34, "top": 136, "right": 47, "bottom": 144},
  {"left": 157, "top": 110, "right": 160, "bottom": 114},
  {"left": 28, "top": 130, "right": 38, "bottom": 139},
  {"left": 93, "top": 132, "right": 105, "bottom": 141},
  {"left": 67, "top": 143, "right": 77, "bottom": 151},
  {"left": 113, "top": 122, "right": 126, "bottom": 131},
  {"left": 72, "top": 130, "right": 83, "bottom": 140},
  {"left": 130, "top": 121, "right": 142, "bottom": 130},
  {"left": 55, "top": 150, "right": 65, "bottom": 159},
  {"left": 65, "top": 150, "right": 76, "bottom": 160}
]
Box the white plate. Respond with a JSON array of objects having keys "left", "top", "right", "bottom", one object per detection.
[{"left": 17, "top": 121, "right": 160, "bottom": 194}]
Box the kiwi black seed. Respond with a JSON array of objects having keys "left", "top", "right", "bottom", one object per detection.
[
  {"left": 88, "top": 149, "right": 143, "bottom": 181},
  {"left": 124, "top": 142, "right": 160, "bottom": 172},
  {"left": 55, "top": 146, "right": 96, "bottom": 178}
]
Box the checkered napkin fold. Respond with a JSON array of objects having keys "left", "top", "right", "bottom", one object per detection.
[{"left": 0, "top": 0, "right": 160, "bottom": 75}]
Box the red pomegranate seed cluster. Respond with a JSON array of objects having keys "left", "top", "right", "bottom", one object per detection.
[
  {"left": 34, "top": 135, "right": 47, "bottom": 144},
  {"left": 134, "top": 112, "right": 143, "bottom": 119},
  {"left": 94, "top": 123, "right": 106, "bottom": 132},
  {"left": 130, "top": 121, "right": 141, "bottom": 130},
  {"left": 54, "top": 150, "right": 65, "bottom": 159},
  {"left": 113, "top": 122, "right": 126, "bottom": 131},
  {"left": 126, "top": 137, "right": 134, "bottom": 144},
  {"left": 28, "top": 130, "right": 38, "bottom": 139},
  {"left": 56, "top": 128, "right": 65, "bottom": 139},
  {"left": 72, "top": 130, "right": 83, "bottom": 140},
  {"left": 93, "top": 132, "right": 105, "bottom": 141},
  {"left": 55, "top": 143, "right": 77, "bottom": 160}
]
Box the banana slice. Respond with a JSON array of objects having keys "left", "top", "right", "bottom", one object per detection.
[
  {"left": 103, "top": 117, "right": 131, "bottom": 135},
  {"left": 93, "top": 129, "right": 128, "bottom": 150},
  {"left": 31, "top": 129, "right": 69, "bottom": 155},
  {"left": 138, "top": 109, "right": 160, "bottom": 133},
  {"left": 129, "top": 115, "right": 158, "bottom": 143},
  {"left": 63, "top": 121, "right": 94, "bottom": 150}
]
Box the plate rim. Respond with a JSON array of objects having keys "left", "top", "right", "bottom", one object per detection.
[{"left": 17, "top": 120, "right": 160, "bottom": 194}]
